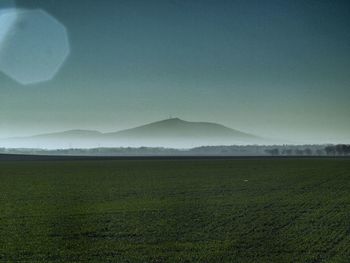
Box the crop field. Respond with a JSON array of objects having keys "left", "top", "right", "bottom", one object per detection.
[{"left": 0, "top": 157, "right": 350, "bottom": 262}]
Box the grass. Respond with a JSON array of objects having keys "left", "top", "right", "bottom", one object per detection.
[{"left": 0, "top": 158, "right": 349, "bottom": 262}]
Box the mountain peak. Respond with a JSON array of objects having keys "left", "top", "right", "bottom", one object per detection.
[
  {"left": 111, "top": 118, "right": 259, "bottom": 141},
  {"left": 3, "top": 118, "right": 263, "bottom": 148},
  {"left": 161, "top": 117, "right": 183, "bottom": 122},
  {"left": 157, "top": 117, "right": 185, "bottom": 124}
]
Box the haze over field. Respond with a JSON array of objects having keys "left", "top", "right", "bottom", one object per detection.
[
  {"left": 1, "top": 1, "right": 350, "bottom": 261},
  {"left": 1, "top": 118, "right": 267, "bottom": 149},
  {"left": 1, "top": 0, "right": 350, "bottom": 146}
]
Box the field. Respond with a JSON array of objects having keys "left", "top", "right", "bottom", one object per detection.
[{"left": 0, "top": 157, "right": 350, "bottom": 262}]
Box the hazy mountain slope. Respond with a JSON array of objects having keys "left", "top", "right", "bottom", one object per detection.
[
  {"left": 106, "top": 118, "right": 257, "bottom": 139},
  {"left": 2, "top": 118, "right": 262, "bottom": 148},
  {"left": 30, "top": 130, "right": 103, "bottom": 139},
  {"left": 2, "top": 130, "right": 104, "bottom": 149}
]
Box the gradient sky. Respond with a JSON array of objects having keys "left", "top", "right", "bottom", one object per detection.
[{"left": 0, "top": 0, "right": 349, "bottom": 143}]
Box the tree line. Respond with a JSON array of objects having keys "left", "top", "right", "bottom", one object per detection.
[
  {"left": 1, "top": 144, "right": 349, "bottom": 156},
  {"left": 265, "top": 144, "right": 350, "bottom": 156}
]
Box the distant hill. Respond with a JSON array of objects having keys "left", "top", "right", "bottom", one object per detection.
[
  {"left": 31, "top": 130, "right": 103, "bottom": 139},
  {"left": 105, "top": 118, "right": 260, "bottom": 147},
  {"left": 1, "top": 118, "right": 263, "bottom": 148},
  {"left": 107, "top": 118, "right": 256, "bottom": 138}
]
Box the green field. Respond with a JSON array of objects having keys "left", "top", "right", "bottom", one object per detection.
[{"left": 0, "top": 158, "right": 350, "bottom": 262}]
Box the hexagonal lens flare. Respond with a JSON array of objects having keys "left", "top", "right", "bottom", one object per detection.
[
  {"left": 0, "top": 9, "right": 18, "bottom": 50},
  {"left": 0, "top": 8, "right": 70, "bottom": 85},
  {"left": 0, "top": 0, "right": 17, "bottom": 48}
]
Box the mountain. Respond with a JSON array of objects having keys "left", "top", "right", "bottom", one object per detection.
[
  {"left": 107, "top": 118, "right": 257, "bottom": 139},
  {"left": 31, "top": 129, "right": 103, "bottom": 139},
  {"left": 1, "top": 118, "right": 263, "bottom": 148}
]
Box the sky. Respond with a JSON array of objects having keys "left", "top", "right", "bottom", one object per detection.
[{"left": 0, "top": 0, "right": 349, "bottom": 144}]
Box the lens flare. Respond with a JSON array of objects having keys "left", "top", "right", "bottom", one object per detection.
[
  {"left": 0, "top": 9, "right": 70, "bottom": 85},
  {"left": 0, "top": 9, "right": 18, "bottom": 50},
  {"left": 0, "top": 0, "right": 17, "bottom": 49}
]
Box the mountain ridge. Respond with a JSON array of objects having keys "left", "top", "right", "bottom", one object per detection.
[
  {"left": 2, "top": 118, "right": 263, "bottom": 148},
  {"left": 106, "top": 118, "right": 257, "bottom": 139}
]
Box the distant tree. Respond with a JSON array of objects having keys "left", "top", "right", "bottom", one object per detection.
[
  {"left": 285, "top": 149, "right": 293, "bottom": 155},
  {"left": 315, "top": 149, "right": 324, "bottom": 156},
  {"left": 281, "top": 148, "right": 293, "bottom": 156},
  {"left": 335, "top": 144, "right": 350, "bottom": 155},
  {"left": 265, "top": 148, "right": 279, "bottom": 156},
  {"left": 325, "top": 146, "right": 336, "bottom": 156},
  {"left": 295, "top": 149, "right": 304, "bottom": 156},
  {"left": 304, "top": 148, "right": 312, "bottom": 155}
]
